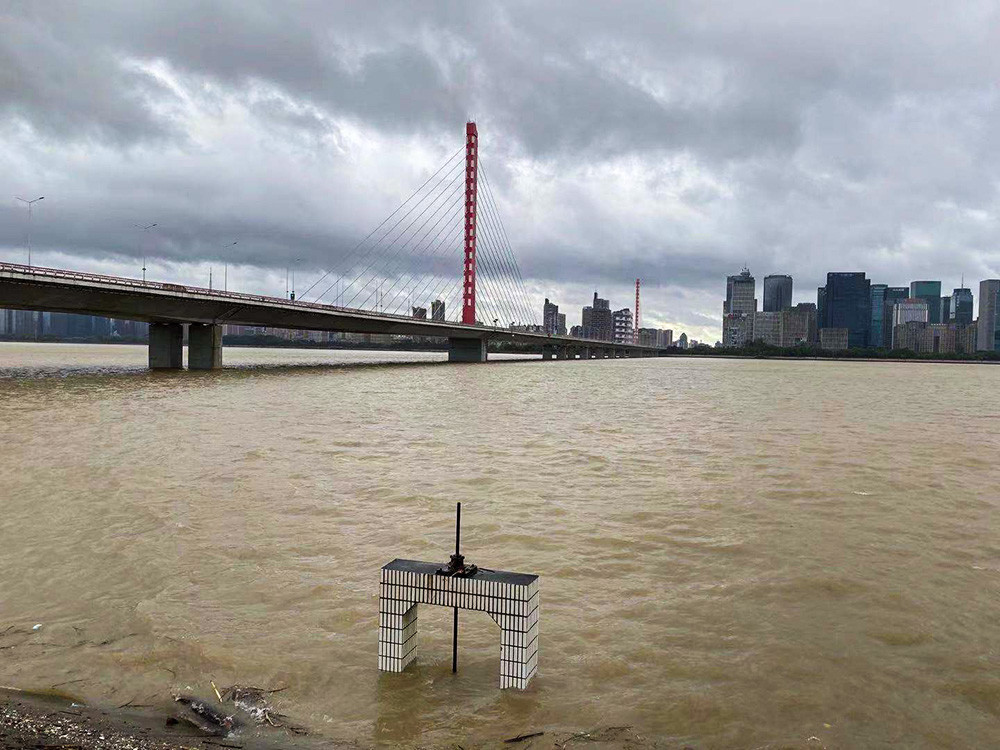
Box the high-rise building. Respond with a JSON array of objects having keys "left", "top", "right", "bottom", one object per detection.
[
  {"left": 582, "top": 291, "right": 612, "bottom": 341},
  {"left": 940, "top": 296, "right": 951, "bottom": 324},
  {"left": 922, "top": 324, "right": 956, "bottom": 354},
  {"left": 869, "top": 284, "right": 888, "bottom": 348},
  {"left": 412, "top": 306, "right": 427, "bottom": 319},
  {"left": 891, "top": 297, "right": 929, "bottom": 347},
  {"left": 723, "top": 314, "right": 754, "bottom": 347},
  {"left": 725, "top": 268, "right": 757, "bottom": 315},
  {"left": 978, "top": 280, "right": 1000, "bottom": 351},
  {"left": 781, "top": 304, "right": 817, "bottom": 346},
  {"left": 431, "top": 299, "right": 446, "bottom": 321},
  {"left": 543, "top": 298, "right": 560, "bottom": 334},
  {"left": 951, "top": 287, "right": 973, "bottom": 325},
  {"left": 763, "top": 274, "right": 793, "bottom": 312},
  {"left": 723, "top": 268, "right": 756, "bottom": 348},
  {"left": 881, "top": 287, "right": 909, "bottom": 348},
  {"left": 893, "top": 321, "right": 925, "bottom": 352},
  {"left": 957, "top": 322, "right": 978, "bottom": 353},
  {"left": 753, "top": 311, "right": 781, "bottom": 346},
  {"left": 678, "top": 332, "right": 688, "bottom": 349},
  {"left": 556, "top": 313, "right": 566, "bottom": 335},
  {"left": 637, "top": 328, "right": 672, "bottom": 347},
  {"left": 910, "top": 281, "right": 942, "bottom": 324},
  {"left": 612, "top": 308, "right": 634, "bottom": 343},
  {"left": 824, "top": 272, "right": 871, "bottom": 348}
]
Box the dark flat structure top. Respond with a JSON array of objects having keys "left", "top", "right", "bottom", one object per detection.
[{"left": 383, "top": 558, "right": 538, "bottom": 586}]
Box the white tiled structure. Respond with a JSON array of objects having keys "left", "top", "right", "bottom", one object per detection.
[{"left": 378, "top": 558, "right": 539, "bottom": 689}]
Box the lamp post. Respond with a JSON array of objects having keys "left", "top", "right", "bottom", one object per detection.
[
  {"left": 14, "top": 196, "right": 44, "bottom": 268},
  {"left": 289, "top": 257, "right": 302, "bottom": 300},
  {"left": 133, "top": 222, "right": 157, "bottom": 281},
  {"left": 223, "top": 240, "right": 237, "bottom": 292}
]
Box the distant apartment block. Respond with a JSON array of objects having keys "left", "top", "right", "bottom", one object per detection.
[
  {"left": 431, "top": 299, "right": 446, "bottom": 321},
  {"left": 819, "top": 327, "right": 849, "bottom": 351},
  {"left": 978, "top": 280, "right": 1000, "bottom": 351},
  {"left": 891, "top": 298, "right": 929, "bottom": 347},
  {"left": 612, "top": 308, "right": 634, "bottom": 344},
  {"left": 753, "top": 311, "right": 781, "bottom": 346},
  {"left": 582, "top": 291, "right": 613, "bottom": 341}
]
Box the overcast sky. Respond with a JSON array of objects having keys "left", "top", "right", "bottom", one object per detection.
[{"left": 3, "top": 1, "right": 1000, "bottom": 341}]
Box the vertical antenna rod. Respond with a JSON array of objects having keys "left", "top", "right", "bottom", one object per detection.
[{"left": 452, "top": 501, "right": 461, "bottom": 673}]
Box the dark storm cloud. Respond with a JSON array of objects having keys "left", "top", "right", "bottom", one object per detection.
[{"left": 2, "top": 0, "right": 1000, "bottom": 340}]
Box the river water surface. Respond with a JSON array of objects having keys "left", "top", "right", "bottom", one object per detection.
[{"left": 1, "top": 343, "right": 999, "bottom": 748}]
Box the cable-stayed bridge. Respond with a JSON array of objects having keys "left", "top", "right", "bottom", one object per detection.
[{"left": 0, "top": 123, "right": 666, "bottom": 368}]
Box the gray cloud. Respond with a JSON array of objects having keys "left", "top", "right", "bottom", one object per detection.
[{"left": 3, "top": 0, "right": 1000, "bottom": 342}]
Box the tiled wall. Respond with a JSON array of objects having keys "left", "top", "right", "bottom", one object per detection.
[{"left": 378, "top": 562, "right": 539, "bottom": 689}]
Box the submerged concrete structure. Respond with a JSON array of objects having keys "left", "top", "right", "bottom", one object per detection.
[
  {"left": 378, "top": 558, "right": 539, "bottom": 689},
  {"left": 148, "top": 322, "right": 183, "bottom": 369},
  {"left": 188, "top": 323, "right": 223, "bottom": 370}
]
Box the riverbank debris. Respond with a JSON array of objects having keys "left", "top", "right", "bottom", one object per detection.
[
  {"left": 217, "top": 684, "right": 305, "bottom": 734},
  {"left": 171, "top": 695, "right": 239, "bottom": 736},
  {"left": 504, "top": 730, "right": 544, "bottom": 743}
]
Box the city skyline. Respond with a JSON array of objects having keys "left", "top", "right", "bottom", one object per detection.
[
  {"left": 5, "top": 3, "right": 1000, "bottom": 345},
  {"left": 719, "top": 265, "right": 999, "bottom": 354}
]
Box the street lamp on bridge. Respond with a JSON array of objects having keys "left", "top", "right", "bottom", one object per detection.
[
  {"left": 288, "top": 257, "right": 302, "bottom": 300},
  {"left": 133, "top": 222, "right": 157, "bottom": 281},
  {"left": 14, "top": 196, "right": 44, "bottom": 268},
  {"left": 223, "top": 240, "right": 237, "bottom": 292}
]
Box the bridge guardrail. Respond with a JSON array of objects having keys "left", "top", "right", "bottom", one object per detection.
[{"left": 0, "top": 261, "right": 657, "bottom": 348}]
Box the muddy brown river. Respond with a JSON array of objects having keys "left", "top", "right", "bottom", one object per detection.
[{"left": 1, "top": 343, "right": 999, "bottom": 748}]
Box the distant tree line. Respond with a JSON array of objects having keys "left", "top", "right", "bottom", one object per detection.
[{"left": 669, "top": 340, "right": 1000, "bottom": 361}]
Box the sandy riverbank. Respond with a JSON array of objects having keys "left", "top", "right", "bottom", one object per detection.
[{"left": 0, "top": 688, "right": 689, "bottom": 750}]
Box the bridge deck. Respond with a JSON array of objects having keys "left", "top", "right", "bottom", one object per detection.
[{"left": 0, "top": 263, "right": 663, "bottom": 353}]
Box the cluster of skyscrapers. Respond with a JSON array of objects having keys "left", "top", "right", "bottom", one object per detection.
[
  {"left": 543, "top": 292, "right": 683, "bottom": 348},
  {"left": 0, "top": 310, "right": 148, "bottom": 340},
  {"left": 722, "top": 269, "right": 1000, "bottom": 354}
]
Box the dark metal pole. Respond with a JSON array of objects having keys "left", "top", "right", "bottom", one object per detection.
[{"left": 453, "top": 502, "right": 461, "bottom": 674}]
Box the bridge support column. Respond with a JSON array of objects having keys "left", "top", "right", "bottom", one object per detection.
[
  {"left": 449, "top": 337, "right": 487, "bottom": 363},
  {"left": 542, "top": 345, "right": 553, "bottom": 360},
  {"left": 148, "top": 322, "right": 183, "bottom": 370},
  {"left": 189, "top": 323, "right": 223, "bottom": 370}
]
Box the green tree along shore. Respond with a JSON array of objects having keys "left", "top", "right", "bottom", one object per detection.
[{"left": 683, "top": 340, "right": 1000, "bottom": 361}]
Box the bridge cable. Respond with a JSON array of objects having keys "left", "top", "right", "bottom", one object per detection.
[
  {"left": 344, "top": 165, "right": 465, "bottom": 309},
  {"left": 312, "top": 157, "right": 464, "bottom": 305},
  {"left": 301, "top": 146, "right": 463, "bottom": 301},
  {"left": 480, "top": 162, "right": 538, "bottom": 324},
  {"left": 360, "top": 176, "right": 467, "bottom": 312}
]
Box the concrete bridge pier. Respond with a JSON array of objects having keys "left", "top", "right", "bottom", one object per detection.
[
  {"left": 149, "top": 322, "right": 183, "bottom": 369},
  {"left": 189, "top": 323, "right": 223, "bottom": 370},
  {"left": 542, "top": 345, "right": 554, "bottom": 360},
  {"left": 449, "top": 337, "right": 487, "bottom": 362}
]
